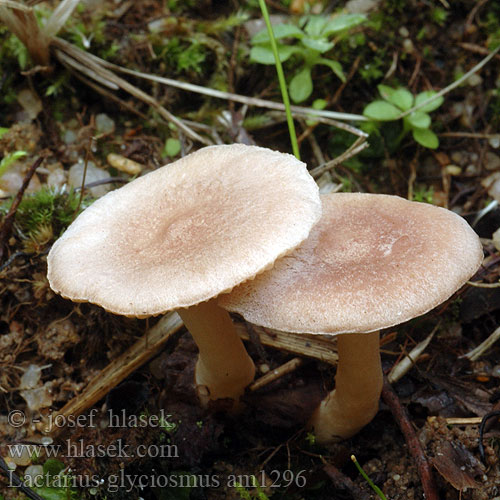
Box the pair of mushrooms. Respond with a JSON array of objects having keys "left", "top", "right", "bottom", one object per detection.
[{"left": 47, "top": 144, "right": 483, "bottom": 443}]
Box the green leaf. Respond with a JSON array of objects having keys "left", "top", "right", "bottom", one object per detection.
[
  {"left": 0, "top": 127, "right": 9, "bottom": 139},
  {"left": 289, "top": 67, "right": 313, "bottom": 103},
  {"left": 377, "top": 84, "right": 396, "bottom": 100},
  {"left": 33, "top": 486, "right": 74, "bottom": 500},
  {"left": 322, "top": 13, "right": 366, "bottom": 36},
  {"left": 317, "top": 58, "right": 345, "bottom": 81},
  {"left": 250, "top": 44, "right": 298, "bottom": 64},
  {"left": 363, "top": 101, "right": 401, "bottom": 121},
  {"left": 407, "top": 111, "right": 431, "bottom": 129},
  {"left": 303, "top": 16, "right": 328, "bottom": 37},
  {"left": 313, "top": 98, "right": 327, "bottom": 110},
  {"left": 413, "top": 128, "right": 439, "bottom": 148},
  {"left": 0, "top": 150, "right": 27, "bottom": 177},
  {"left": 415, "top": 90, "right": 444, "bottom": 112},
  {"left": 301, "top": 37, "right": 334, "bottom": 53},
  {"left": 164, "top": 138, "right": 181, "bottom": 158},
  {"left": 251, "top": 24, "right": 303, "bottom": 44},
  {"left": 43, "top": 459, "right": 66, "bottom": 477},
  {"left": 387, "top": 88, "right": 414, "bottom": 111}
]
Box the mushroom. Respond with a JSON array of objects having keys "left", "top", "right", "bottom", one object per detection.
[
  {"left": 47, "top": 144, "right": 321, "bottom": 405},
  {"left": 219, "top": 193, "right": 483, "bottom": 441}
]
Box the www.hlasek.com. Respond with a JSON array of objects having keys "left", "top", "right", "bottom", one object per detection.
[
  {"left": 9, "top": 469, "right": 308, "bottom": 494},
  {"left": 7, "top": 439, "right": 179, "bottom": 460}
]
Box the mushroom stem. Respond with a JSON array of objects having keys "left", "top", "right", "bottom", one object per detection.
[
  {"left": 178, "top": 299, "right": 256, "bottom": 404},
  {"left": 309, "top": 331, "right": 382, "bottom": 443}
]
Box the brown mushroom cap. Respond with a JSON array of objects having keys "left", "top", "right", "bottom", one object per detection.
[
  {"left": 219, "top": 193, "right": 483, "bottom": 334},
  {"left": 47, "top": 144, "right": 321, "bottom": 316}
]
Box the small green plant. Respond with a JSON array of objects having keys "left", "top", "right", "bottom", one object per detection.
[
  {"left": 412, "top": 184, "right": 434, "bottom": 204},
  {"left": 250, "top": 13, "right": 365, "bottom": 103},
  {"left": 305, "top": 431, "right": 316, "bottom": 445},
  {"left": 0, "top": 150, "right": 27, "bottom": 177},
  {"left": 0, "top": 28, "right": 30, "bottom": 70},
  {"left": 234, "top": 475, "right": 270, "bottom": 500},
  {"left": 159, "top": 415, "right": 179, "bottom": 434},
  {"left": 430, "top": 7, "right": 448, "bottom": 26},
  {"left": 351, "top": 455, "right": 388, "bottom": 500},
  {"left": 163, "top": 137, "right": 181, "bottom": 158},
  {"left": 158, "top": 37, "right": 208, "bottom": 76},
  {"left": 363, "top": 84, "right": 444, "bottom": 149},
  {"left": 29, "top": 458, "right": 79, "bottom": 499}
]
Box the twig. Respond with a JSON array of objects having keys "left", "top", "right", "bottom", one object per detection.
[
  {"left": 249, "top": 358, "right": 303, "bottom": 392},
  {"left": 0, "top": 250, "right": 29, "bottom": 272},
  {"left": 310, "top": 135, "right": 369, "bottom": 178},
  {"left": 0, "top": 456, "right": 45, "bottom": 500},
  {"left": 381, "top": 378, "right": 440, "bottom": 500},
  {"left": 464, "top": 0, "right": 489, "bottom": 33},
  {"left": 0, "top": 156, "right": 44, "bottom": 261},
  {"left": 74, "top": 177, "right": 129, "bottom": 191},
  {"left": 478, "top": 410, "right": 500, "bottom": 464},
  {"left": 440, "top": 131, "right": 500, "bottom": 139},
  {"left": 397, "top": 45, "right": 500, "bottom": 119},
  {"left": 323, "top": 461, "right": 370, "bottom": 500},
  {"left": 458, "top": 42, "right": 500, "bottom": 60}
]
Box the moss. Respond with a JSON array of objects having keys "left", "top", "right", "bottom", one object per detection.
[{"left": 0, "top": 186, "right": 91, "bottom": 239}]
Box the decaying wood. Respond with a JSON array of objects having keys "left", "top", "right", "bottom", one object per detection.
[{"left": 236, "top": 323, "right": 338, "bottom": 365}]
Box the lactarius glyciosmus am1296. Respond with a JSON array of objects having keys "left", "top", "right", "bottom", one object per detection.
[
  {"left": 47, "top": 144, "right": 321, "bottom": 407},
  {"left": 219, "top": 193, "right": 483, "bottom": 442}
]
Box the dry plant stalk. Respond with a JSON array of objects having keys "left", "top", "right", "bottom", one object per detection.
[
  {"left": 249, "top": 357, "right": 303, "bottom": 391},
  {"left": 0, "top": 0, "right": 207, "bottom": 144},
  {"left": 47, "top": 313, "right": 183, "bottom": 435}
]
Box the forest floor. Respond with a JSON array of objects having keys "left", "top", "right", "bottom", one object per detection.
[{"left": 1, "top": 0, "right": 500, "bottom": 499}]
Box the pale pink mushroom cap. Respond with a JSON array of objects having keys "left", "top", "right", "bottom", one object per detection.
[
  {"left": 219, "top": 193, "right": 483, "bottom": 334},
  {"left": 47, "top": 144, "right": 321, "bottom": 316}
]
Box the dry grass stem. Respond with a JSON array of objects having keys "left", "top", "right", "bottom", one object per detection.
[
  {"left": 97, "top": 59, "right": 368, "bottom": 123},
  {"left": 444, "top": 417, "right": 483, "bottom": 425},
  {"left": 461, "top": 325, "right": 500, "bottom": 361},
  {"left": 52, "top": 38, "right": 210, "bottom": 145},
  {"left": 310, "top": 135, "right": 369, "bottom": 178},
  {"left": 387, "top": 326, "right": 438, "bottom": 384}
]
